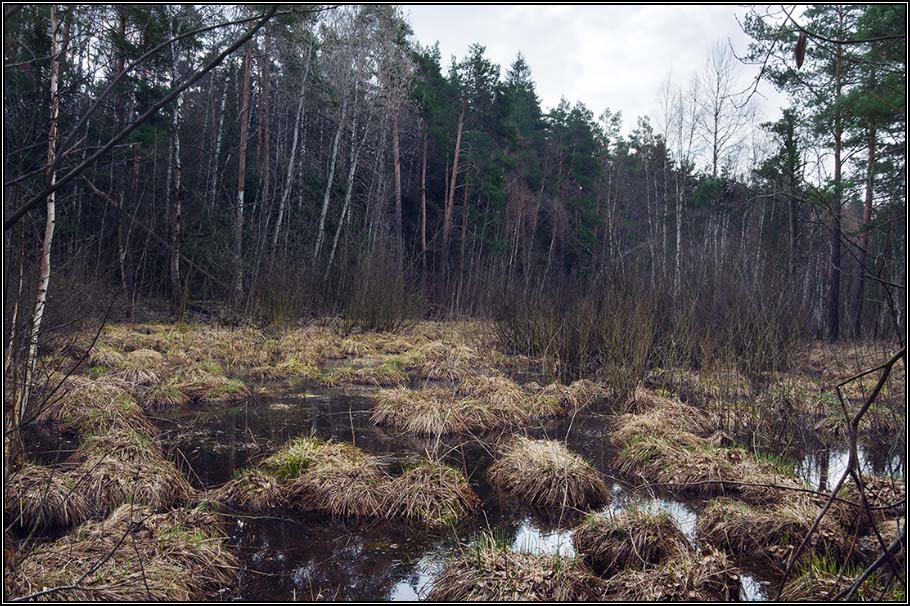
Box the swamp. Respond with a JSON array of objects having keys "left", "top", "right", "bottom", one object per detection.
[{"left": 3, "top": 3, "right": 907, "bottom": 603}]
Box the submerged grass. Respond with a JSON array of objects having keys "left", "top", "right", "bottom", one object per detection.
[{"left": 488, "top": 437, "right": 609, "bottom": 510}]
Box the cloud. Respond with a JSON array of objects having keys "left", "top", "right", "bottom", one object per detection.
[{"left": 405, "top": 5, "right": 788, "bottom": 133}]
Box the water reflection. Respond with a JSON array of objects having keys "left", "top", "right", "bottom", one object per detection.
[{"left": 152, "top": 382, "right": 789, "bottom": 602}]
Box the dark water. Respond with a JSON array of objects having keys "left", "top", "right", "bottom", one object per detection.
[{"left": 23, "top": 378, "right": 897, "bottom": 602}]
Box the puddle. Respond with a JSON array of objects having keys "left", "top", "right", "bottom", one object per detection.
[{"left": 795, "top": 445, "right": 905, "bottom": 491}]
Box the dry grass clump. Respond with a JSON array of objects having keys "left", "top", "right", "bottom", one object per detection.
[
  {"left": 34, "top": 374, "right": 153, "bottom": 436},
  {"left": 87, "top": 344, "right": 126, "bottom": 368},
  {"left": 176, "top": 372, "right": 250, "bottom": 403},
  {"left": 778, "top": 556, "right": 902, "bottom": 601},
  {"left": 612, "top": 393, "right": 801, "bottom": 502},
  {"left": 5, "top": 464, "right": 90, "bottom": 529},
  {"left": 488, "top": 437, "right": 609, "bottom": 510},
  {"left": 143, "top": 378, "right": 191, "bottom": 411},
  {"left": 405, "top": 341, "right": 484, "bottom": 381},
  {"left": 249, "top": 356, "right": 320, "bottom": 381},
  {"left": 211, "top": 469, "right": 286, "bottom": 511},
  {"left": 697, "top": 497, "right": 845, "bottom": 565},
  {"left": 75, "top": 428, "right": 192, "bottom": 514},
  {"left": 6, "top": 504, "right": 237, "bottom": 601},
  {"left": 600, "top": 544, "right": 740, "bottom": 601},
  {"left": 263, "top": 436, "right": 388, "bottom": 517},
  {"left": 428, "top": 535, "right": 606, "bottom": 601},
  {"left": 371, "top": 387, "right": 500, "bottom": 435},
  {"left": 384, "top": 460, "right": 479, "bottom": 527},
  {"left": 572, "top": 508, "right": 688, "bottom": 574},
  {"left": 615, "top": 433, "right": 798, "bottom": 502},
  {"left": 533, "top": 379, "right": 605, "bottom": 412},
  {"left": 115, "top": 348, "right": 166, "bottom": 386},
  {"left": 320, "top": 359, "right": 409, "bottom": 387},
  {"left": 371, "top": 373, "right": 551, "bottom": 436},
  {"left": 613, "top": 387, "right": 713, "bottom": 443}
]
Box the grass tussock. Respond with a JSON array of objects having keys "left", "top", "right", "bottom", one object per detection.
[
  {"left": 384, "top": 460, "right": 479, "bottom": 527},
  {"left": 697, "top": 497, "right": 845, "bottom": 565},
  {"left": 612, "top": 392, "right": 801, "bottom": 502},
  {"left": 533, "top": 379, "right": 605, "bottom": 412},
  {"left": 612, "top": 387, "right": 713, "bottom": 443},
  {"left": 76, "top": 428, "right": 192, "bottom": 514},
  {"left": 115, "top": 348, "right": 166, "bottom": 386},
  {"left": 6, "top": 504, "right": 237, "bottom": 601},
  {"left": 488, "top": 437, "right": 609, "bottom": 510},
  {"left": 615, "top": 433, "right": 799, "bottom": 502},
  {"left": 779, "top": 556, "right": 903, "bottom": 601},
  {"left": 405, "top": 341, "right": 484, "bottom": 381},
  {"left": 372, "top": 374, "right": 561, "bottom": 435},
  {"left": 428, "top": 535, "right": 606, "bottom": 601},
  {"left": 600, "top": 544, "right": 740, "bottom": 601},
  {"left": 571, "top": 508, "right": 688, "bottom": 574},
  {"left": 5, "top": 464, "right": 90, "bottom": 529},
  {"left": 175, "top": 371, "right": 250, "bottom": 403},
  {"left": 320, "top": 359, "right": 409, "bottom": 387},
  {"left": 211, "top": 469, "right": 286, "bottom": 511},
  {"left": 35, "top": 375, "right": 153, "bottom": 436},
  {"left": 263, "top": 436, "right": 388, "bottom": 517}
]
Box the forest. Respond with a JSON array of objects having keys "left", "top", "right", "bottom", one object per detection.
[{"left": 2, "top": 3, "right": 906, "bottom": 602}]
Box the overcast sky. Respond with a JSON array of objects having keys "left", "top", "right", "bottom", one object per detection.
[{"left": 405, "top": 5, "right": 790, "bottom": 134}]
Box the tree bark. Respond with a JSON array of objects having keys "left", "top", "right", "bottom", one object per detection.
[
  {"left": 314, "top": 93, "right": 348, "bottom": 260},
  {"left": 234, "top": 34, "right": 253, "bottom": 306},
  {"left": 826, "top": 12, "right": 844, "bottom": 341},
  {"left": 850, "top": 123, "right": 876, "bottom": 338},
  {"left": 443, "top": 104, "right": 465, "bottom": 275}
]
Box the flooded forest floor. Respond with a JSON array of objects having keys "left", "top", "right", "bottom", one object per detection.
[{"left": 5, "top": 321, "right": 906, "bottom": 601}]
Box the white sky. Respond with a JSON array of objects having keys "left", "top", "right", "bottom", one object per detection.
[{"left": 405, "top": 5, "right": 790, "bottom": 134}]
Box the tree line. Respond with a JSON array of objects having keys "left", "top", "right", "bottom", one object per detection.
[{"left": 3, "top": 4, "right": 906, "bottom": 360}]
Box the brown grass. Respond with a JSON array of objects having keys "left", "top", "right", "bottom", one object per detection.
[
  {"left": 571, "top": 508, "right": 688, "bottom": 574},
  {"left": 428, "top": 534, "right": 607, "bottom": 601},
  {"left": 115, "top": 348, "right": 166, "bottom": 386},
  {"left": 600, "top": 544, "right": 741, "bottom": 601},
  {"left": 263, "top": 436, "right": 388, "bottom": 517},
  {"left": 697, "top": 496, "right": 845, "bottom": 565},
  {"left": 6, "top": 503, "right": 237, "bottom": 601},
  {"left": 372, "top": 374, "right": 562, "bottom": 435},
  {"left": 612, "top": 387, "right": 713, "bottom": 443},
  {"left": 533, "top": 379, "right": 605, "bottom": 412},
  {"left": 75, "top": 428, "right": 192, "bottom": 515},
  {"left": 615, "top": 432, "right": 800, "bottom": 502},
  {"left": 488, "top": 437, "right": 609, "bottom": 510},
  {"left": 5, "top": 464, "right": 90, "bottom": 529},
  {"left": 211, "top": 469, "right": 286, "bottom": 511},
  {"left": 384, "top": 460, "right": 479, "bottom": 527},
  {"left": 34, "top": 374, "right": 153, "bottom": 436}
]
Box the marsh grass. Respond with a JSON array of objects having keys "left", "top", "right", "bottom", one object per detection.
[
  {"left": 212, "top": 469, "right": 286, "bottom": 511},
  {"left": 384, "top": 460, "right": 479, "bottom": 527},
  {"left": 571, "top": 508, "right": 689, "bottom": 575},
  {"left": 6, "top": 504, "right": 237, "bottom": 601},
  {"left": 428, "top": 533, "right": 606, "bottom": 601},
  {"left": 697, "top": 496, "right": 846, "bottom": 565},
  {"left": 5, "top": 463, "right": 90, "bottom": 529},
  {"left": 600, "top": 544, "right": 741, "bottom": 601},
  {"left": 488, "top": 437, "right": 609, "bottom": 510}
]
